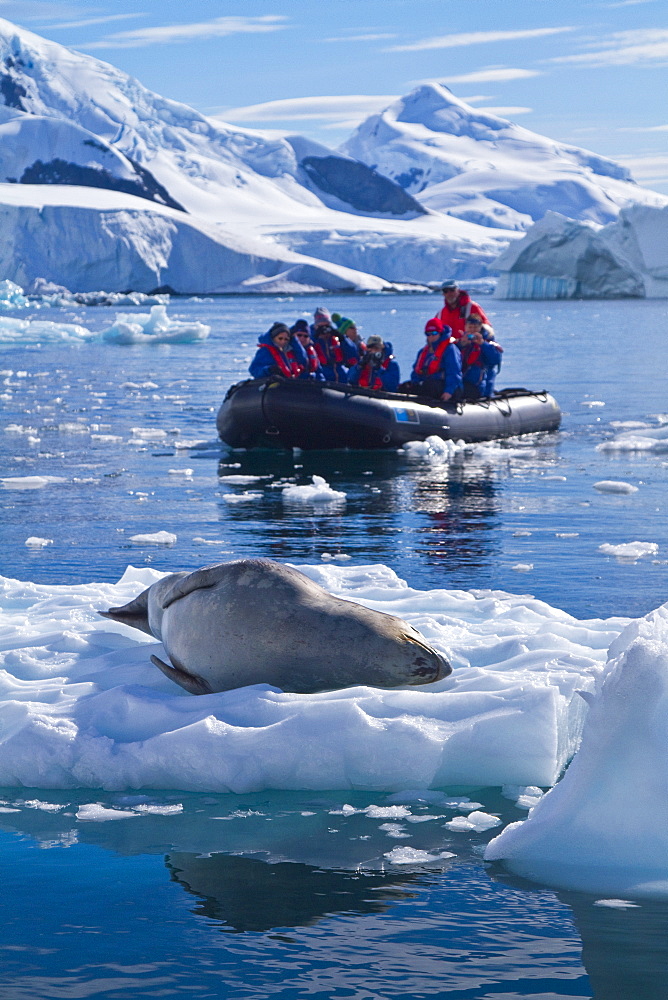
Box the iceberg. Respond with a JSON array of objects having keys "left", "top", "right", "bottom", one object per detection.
[
  {"left": 494, "top": 205, "right": 668, "bottom": 299},
  {"left": 485, "top": 604, "right": 668, "bottom": 896}
]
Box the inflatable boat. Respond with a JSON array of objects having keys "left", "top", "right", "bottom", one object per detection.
[{"left": 216, "top": 377, "right": 561, "bottom": 451}]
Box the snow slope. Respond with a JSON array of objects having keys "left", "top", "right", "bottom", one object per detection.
[{"left": 342, "top": 84, "right": 668, "bottom": 233}]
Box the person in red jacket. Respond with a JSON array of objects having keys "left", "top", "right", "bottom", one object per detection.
[{"left": 434, "top": 280, "right": 490, "bottom": 340}]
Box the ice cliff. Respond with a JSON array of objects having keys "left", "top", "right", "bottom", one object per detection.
[{"left": 494, "top": 205, "right": 668, "bottom": 299}]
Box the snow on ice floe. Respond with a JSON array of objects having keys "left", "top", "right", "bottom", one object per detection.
[
  {"left": 0, "top": 315, "right": 95, "bottom": 344},
  {"left": 1, "top": 475, "right": 67, "bottom": 489},
  {"left": 597, "top": 423, "right": 668, "bottom": 454},
  {"left": 282, "top": 476, "right": 346, "bottom": 503},
  {"left": 593, "top": 480, "right": 638, "bottom": 494},
  {"left": 101, "top": 305, "right": 210, "bottom": 344},
  {"left": 129, "top": 531, "right": 177, "bottom": 546},
  {"left": 598, "top": 541, "right": 658, "bottom": 562},
  {"left": 24, "top": 537, "right": 53, "bottom": 548},
  {"left": 485, "top": 603, "right": 668, "bottom": 897},
  {"left": 0, "top": 560, "right": 638, "bottom": 793}
]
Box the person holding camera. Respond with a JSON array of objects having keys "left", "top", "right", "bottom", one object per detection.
[{"left": 348, "top": 334, "right": 400, "bottom": 392}]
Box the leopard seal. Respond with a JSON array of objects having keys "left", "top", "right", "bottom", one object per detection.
[{"left": 100, "top": 558, "right": 450, "bottom": 695}]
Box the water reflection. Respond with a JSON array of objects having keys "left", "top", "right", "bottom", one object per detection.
[
  {"left": 215, "top": 449, "right": 503, "bottom": 583},
  {"left": 166, "top": 853, "right": 418, "bottom": 933},
  {"left": 490, "top": 867, "right": 668, "bottom": 1000}
]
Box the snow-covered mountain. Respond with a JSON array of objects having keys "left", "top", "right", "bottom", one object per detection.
[
  {"left": 0, "top": 19, "right": 664, "bottom": 293},
  {"left": 342, "top": 84, "right": 667, "bottom": 233}
]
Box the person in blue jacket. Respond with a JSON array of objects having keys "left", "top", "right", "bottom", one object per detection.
[
  {"left": 403, "top": 318, "right": 462, "bottom": 401},
  {"left": 249, "top": 322, "right": 303, "bottom": 379},
  {"left": 459, "top": 316, "right": 503, "bottom": 400},
  {"left": 348, "top": 334, "right": 400, "bottom": 392},
  {"left": 335, "top": 316, "right": 366, "bottom": 369},
  {"left": 290, "top": 320, "right": 325, "bottom": 381}
]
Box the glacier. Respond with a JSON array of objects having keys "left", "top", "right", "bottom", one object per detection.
[{"left": 0, "top": 18, "right": 665, "bottom": 293}]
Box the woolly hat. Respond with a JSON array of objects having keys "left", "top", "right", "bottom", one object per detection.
[
  {"left": 441, "top": 280, "right": 459, "bottom": 292},
  {"left": 366, "top": 334, "right": 384, "bottom": 348},
  {"left": 313, "top": 307, "right": 332, "bottom": 326},
  {"left": 267, "top": 322, "right": 290, "bottom": 339},
  {"left": 290, "top": 319, "right": 309, "bottom": 334},
  {"left": 337, "top": 317, "right": 356, "bottom": 337},
  {"left": 331, "top": 312, "right": 342, "bottom": 325},
  {"left": 424, "top": 317, "right": 443, "bottom": 335}
]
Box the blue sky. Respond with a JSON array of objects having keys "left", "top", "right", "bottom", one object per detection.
[{"left": 6, "top": 0, "right": 668, "bottom": 191}]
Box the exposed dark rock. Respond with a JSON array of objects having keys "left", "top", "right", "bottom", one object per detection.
[{"left": 301, "top": 155, "right": 427, "bottom": 216}]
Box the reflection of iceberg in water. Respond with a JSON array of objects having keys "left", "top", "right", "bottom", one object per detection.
[
  {"left": 566, "top": 892, "right": 668, "bottom": 1000},
  {"left": 166, "top": 853, "right": 418, "bottom": 933}
]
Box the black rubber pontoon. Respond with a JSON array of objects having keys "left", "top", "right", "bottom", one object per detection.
[{"left": 216, "top": 377, "right": 561, "bottom": 451}]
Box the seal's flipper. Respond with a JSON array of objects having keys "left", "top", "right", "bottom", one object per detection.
[
  {"left": 150, "top": 654, "right": 213, "bottom": 695},
  {"left": 99, "top": 590, "right": 152, "bottom": 636},
  {"left": 160, "top": 564, "right": 226, "bottom": 608}
]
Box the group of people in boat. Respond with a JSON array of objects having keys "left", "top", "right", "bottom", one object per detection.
[{"left": 248, "top": 281, "right": 503, "bottom": 403}]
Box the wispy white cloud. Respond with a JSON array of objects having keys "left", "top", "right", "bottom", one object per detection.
[
  {"left": 217, "top": 95, "right": 397, "bottom": 124},
  {"left": 600, "top": 0, "right": 656, "bottom": 7},
  {"left": 387, "top": 26, "right": 574, "bottom": 54},
  {"left": 38, "top": 13, "right": 145, "bottom": 30},
  {"left": 551, "top": 28, "right": 668, "bottom": 66},
  {"left": 618, "top": 123, "right": 668, "bottom": 132},
  {"left": 324, "top": 33, "right": 397, "bottom": 43},
  {"left": 475, "top": 106, "right": 533, "bottom": 117},
  {"left": 415, "top": 68, "right": 541, "bottom": 86},
  {"left": 85, "top": 15, "right": 287, "bottom": 50}
]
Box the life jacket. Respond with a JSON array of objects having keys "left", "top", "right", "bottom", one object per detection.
[
  {"left": 415, "top": 336, "right": 455, "bottom": 378},
  {"left": 314, "top": 334, "right": 344, "bottom": 367},
  {"left": 262, "top": 341, "right": 301, "bottom": 378},
  {"left": 460, "top": 342, "right": 482, "bottom": 370},
  {"left": 305, "top": 343, "right": 320, "bottom": 374},
  {"left": 438, "top": 292, "right": 488, "bottom": 338},
  {"left": 357, "top": 354, "right": 391, "bottom": 390}
]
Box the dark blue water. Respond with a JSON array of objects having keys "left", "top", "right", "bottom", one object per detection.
[{"left": 2, "top": 293, "right": 668, "bottom": 997}]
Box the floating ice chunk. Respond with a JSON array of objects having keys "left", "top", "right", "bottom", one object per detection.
[
  {"left": 581, "top": 400, "right": 605, "bottom": 407},
  {"left": 193, "top": 536, "right": 221, "bottom": 545},
  {"left": 0, "top": 316, "right": 95, "bottom": 344},
  {"left": 544, "top": 475, "right": 567, "bottom": 481},
  {"left": 402, "top": 435, "right": 464, "bottom": 462},
  {"left": 130, "top": 427, "right": 168, "bottom": 441},
  {"left": 384, "top": 847, "right": 456, "bottom": 864},
  {"left": 366, "top": 805, "right": 412, "bottom": 820},
  {"left": 174, "top": 439, "right": 209, "bottom": 450},
  {"left": 101, "top": 305, "right": 210, "bottom": 344},
  {"left": 282, "top": 475, "right": 346, "bottom": 503},
  {"left": 331, "top": 553, "right": 352, "bottom": 562},
  {"left": 218, "top": 475, "right": 269, "bottom": 484},
  {"left": 593, "top": 899, "right": 640, "bottom": 909},
  {"left": 502, "top": 784, "right": 544, "bottom": 810},
  {"left": 513, "top": 530, "right": 532, "bottom": 537},
  {"left": 129, "top": 531, "right": 177, "bottom": 545},
  {"left": 445, "top": 811, "right": 502, "bottom": 833},
  {"left": 597, "top": 425, "right": 668, "bottom": 454},
  {"left": 556, "top": 532, "right": 579, "bottom": 538},
  {"left": 1, "top": 475, "right": 67, "bottom": 489},
  {"left": 0, "top": 279, "right": 30, "bottom": 309},
  {"left": 593, "top": 480, "right": 638, "bottom": 494},
  {"left": 511, "top": 563, "right": 534, "bottom": 572},
  {"left": 598, "top": 541, "right": 658, "bottom": 562},
  {"left": 221, "top": 492, "right": 262, "bottom": 502},
  {"left": 76, "top": 804, "right": 140, "bottom": 821},
  {"left": 168, "top": 468, "right": 194, "bottom": 476},
  {"left": 133, "top": 803, "right": 183, "bottom": 815},
  {"left": 25, "top": 537, "right": 53, "bottom": 548}
]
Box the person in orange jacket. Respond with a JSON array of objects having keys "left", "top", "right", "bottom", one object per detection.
[{"left": 434, "top": 280, "right": 490, "bottom": 340}]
